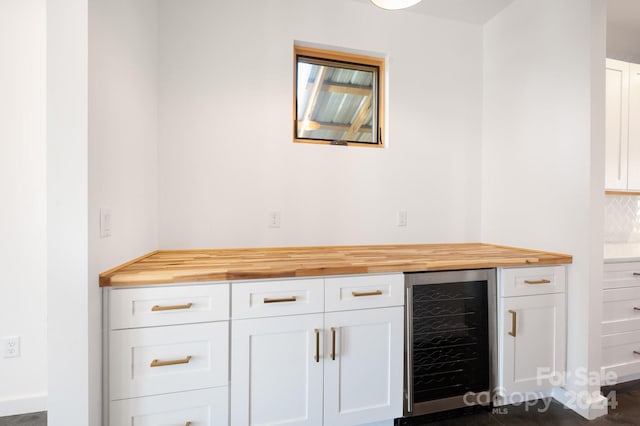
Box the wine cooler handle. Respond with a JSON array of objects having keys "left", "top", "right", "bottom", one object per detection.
[{"left": 406, "top": 286, "right": 413, "bottom": 412}]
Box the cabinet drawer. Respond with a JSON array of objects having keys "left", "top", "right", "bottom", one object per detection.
[
  {"left": 109, "top": 283, "right": 229, "bottom": 330},
  {"left": 231, "top": 278, "right": 323, "bottom": 319},
  {"left": 602, "top": 330, "right": 640, "bottom": 377},
  {"left": 109, "top": 387, "right": 228, "bottom": 426},
  {"left": 324, "top": 274, "right": 403, "bottom": 312},
  {"left": 499, "top": 266, "right": 565, "bottom": 297},
  {"left": 604, "top": 262, "right": 640, "bottom": 289},
  {"left": 110, "top": 322, "right": 229, "bottom": 400},
  {"left": 603, "top": 287, "right": 640, "bottom": 334}
]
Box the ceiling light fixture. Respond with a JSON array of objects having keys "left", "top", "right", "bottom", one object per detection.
[{"left": 370, "top": 0, "right": 422, "bottom": 10}]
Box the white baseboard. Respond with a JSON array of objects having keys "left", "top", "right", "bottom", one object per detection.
[
  {"left": 0, "top": 393, "right": 47, "bottom": 417},
  {"left": 551, "top": 387, "right": 608, "bottom": 420}
]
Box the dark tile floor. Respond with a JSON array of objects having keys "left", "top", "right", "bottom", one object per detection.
[
  {"left": 0, "top": 411, "right": 46, "bottom": 426},
  {"left": 404, "top": 380, "right": 640, "bottom": 425}
]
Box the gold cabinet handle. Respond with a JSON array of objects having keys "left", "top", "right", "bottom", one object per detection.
[
  {"left": 634, "top": 307, "right": 640, "bottom": 311},
  {"left": 185, "top": 422, "right": 192, "bottom": 426},
  {"left": 508, "top": 310, "right": 517, "bottom": 337},
  {"left": 264, "top": 296, "right": 297, "bottom": 304},
  {"left": 150, "top": 355, "right": 192, "bottom": 368},
  {"left": 524, "top": 279, "right": 551, "bottom": 285},
  {"left": 634, "top": 351, "right": 640, "bottom": 356},
  {"left": 331, "top": 327, "right": 336, "bottom": 361},
  {"left": 352, "top": 290, "right": 383, "bottom": 297},
  {"left": 151, "top": 302, "right": 193, "bottom": 312},
  {"left": 314, "top": 329, "right": 320, "bottom": 362},
  {"left": 633, "top": 273, "right": 640, "bottom": 276}
]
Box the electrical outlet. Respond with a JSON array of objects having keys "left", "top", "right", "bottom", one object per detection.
[
  {"left": 268, "top": 210, "right": 281, "bottom": 228},
  {"left": 397, "top": 210, "right": 408, "bottom": 227},
  {"left": 3, "top": 336, "right": 20, "bottom": 358}
]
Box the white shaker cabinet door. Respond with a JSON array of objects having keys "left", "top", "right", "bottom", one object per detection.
[
  {"left": 628, "top": 62, "right": 640, "bottom": 190},
  {"left": 606, "top": 58, "right": 630, "bottom": 190},
  {"left": 323, "top": 307, "right": 403, "bottom": 426},
  {"left": 230, "top": 313, "right": 324, "bottom": 426},
  {"left": 499, "top": 293, "right": 566, "bottom": 395}
]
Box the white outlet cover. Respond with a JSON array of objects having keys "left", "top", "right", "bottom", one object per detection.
[{"left": 3, "top": 336, "right": 20, "bottom": 358}]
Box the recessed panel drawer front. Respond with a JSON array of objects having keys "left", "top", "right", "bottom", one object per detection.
[
  {"left": 500, "top": 266, "right": 565, "bottom": 297},
  {"left": 603, "top": 287, "right": 640, "bottom": 334},
  {"left": 110, "top": 283, "right": 229, "bottom": 330},
  {"left": 109, "top": 387, "right": 228, "bottom": 426},
  {"left": 110, "top": 322, "right": 229, "bottom": 400},
  {"left": 604, "top": 262, "right": 640, "bottom": 290},
  {"left": 602, "top": 330, "right": 640, "bottom": 376},
  {"left": 324, "top": 274, "right": 403, "bottom": 312},
  {"left": 231, "top": 278, "right": 323, "bottom": 319}
]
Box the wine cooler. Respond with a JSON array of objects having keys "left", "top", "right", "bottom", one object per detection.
[{"left": 403, "top": 269, "right": 496, "bottom": 416}]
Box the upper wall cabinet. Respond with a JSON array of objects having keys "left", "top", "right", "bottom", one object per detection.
[{"left": 606, "top": 58, "right": 640, "bottom": 192}]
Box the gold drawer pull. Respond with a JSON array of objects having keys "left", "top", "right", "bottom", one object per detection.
[
  {"left": 185, "top": 422, "right": 192, "bottom": 426},
  {"left": 524, "top": 279, "right": 551, "bottom": 285},
  {"left": 314, "top": 329, "right": 320, "bottom": 363},
  {"left": 150, "top": 355, "right": 192, "bottom": 368},
  {"left": 352, "top": 290, "right": 383, "bottom": 297},
  {"left": 151, "top": 303, "right": 193, "bottom": 312},
  {"left": 264, "top": 296, "right": 297, "bottom": 304},
  {"left": 508, "top": 310, "right": 517, "bottom": 337},
  {"left": 634, "top": 351, "right": 640, "bottom": 356},
  {"left": 634, "top": 307, "right": 640, "bottom": 311},
  {"left": 633, "top": 273, "right": 640, "bottom": 276}
]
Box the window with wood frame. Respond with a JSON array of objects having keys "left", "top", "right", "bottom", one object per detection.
[{"left": 293, "top": 45, "right": 385, "bottom": 147}]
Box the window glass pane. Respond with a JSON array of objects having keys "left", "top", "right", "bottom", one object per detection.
[{"left": 295, "top": 56, "right": 378, "bottom": 144}]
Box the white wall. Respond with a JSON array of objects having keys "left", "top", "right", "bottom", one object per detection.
[
  {"left": 482, "top": 0, "right": 606, "bottom": 419},
  {"left": 47, "top": 0, "right": 91, "bottom": 424},
  {"left": 0, "top": 0, "right": 47, "bottom": 417},
  {"left": 157, "top": 0, "right": 484, "bottom": 249},
  {"left": 88, "top": 0, "right": 160, "bottom": 424},
  {"left": 0, "top": 0, "right": 47, "bottom": 416},
  {"left": 89, "top": 0, "right": 159, "bottom": 271}
]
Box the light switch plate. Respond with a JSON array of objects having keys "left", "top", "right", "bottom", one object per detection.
[{"left": 100, "top": 208, "right": 112, "bottom": 238}]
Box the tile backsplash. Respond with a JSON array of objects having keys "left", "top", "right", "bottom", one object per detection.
[{"left": 605, "top": 195, "right": 640, "bottom": 243}]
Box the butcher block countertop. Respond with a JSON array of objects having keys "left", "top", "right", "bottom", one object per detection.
[{"left": 99, "top": 243, "right": 572, "bottom": 287}]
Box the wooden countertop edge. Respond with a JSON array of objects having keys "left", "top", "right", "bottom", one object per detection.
[
  {"left": 99, "top": 244, "right": 572, "bottom": 287},
  {"left": 98, "top": 250, "right": 160, "bottom": 286}
]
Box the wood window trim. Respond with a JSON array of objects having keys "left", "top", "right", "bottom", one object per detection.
[{"left": 293, "top": 45, "right": 386, "bottom": 148}]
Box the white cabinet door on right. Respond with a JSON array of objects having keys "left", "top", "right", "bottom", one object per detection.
[
  {"left": 323, "top": 307, "right": 403, "bottom": 426},
  {"left": 499, "top": 293, "right": 566, "bottom": 395},
  {"left": 606, "top": 58, "right": 630, "bottom": 190},
  {"left": 230, "top": 313, "right": 324, "bottom": 426},
  {"left": 628, "top": 62, "right": 640, "bottom": 190}
]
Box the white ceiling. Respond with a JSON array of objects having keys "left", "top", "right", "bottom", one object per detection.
[
  {"left": 407, "top": 0, "right": 515, "bottom": 24},
  {"left": 360, "top": 0, "right": 515, "bottom": 24},
  {"left": 359, "top": 0, "right": 639, "bottom": 59}
]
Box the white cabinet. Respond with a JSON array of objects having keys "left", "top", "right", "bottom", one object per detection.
[
  {"left": 605, "top": 58, "right": 640, "bottom": 191},
  {"left": 110, "top": 387, "right": 228, "bottom": 426},
  {"left": 323, "top": 307, "right": 403, "bottom": 426},
  {"left": 602, "top": 262, "right": 640, "bottom": 382},
  {"left": 497, "top": 266, "right": 566, "bottom": 402},
  {"left": 231, "top": 314, "right": 324, "bottom": 426},
  {"left": 104, "top": 282, "right": 230, "bottom": 426},
  {"left": 230, "top": 274, "right": 404, "bottom": 426}
]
